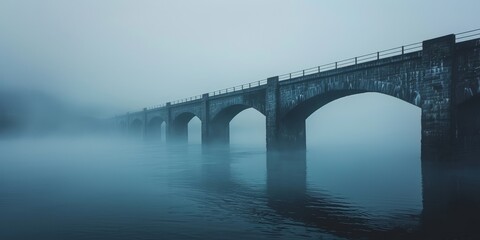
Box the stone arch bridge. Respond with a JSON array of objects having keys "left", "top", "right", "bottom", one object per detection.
[{"left": 115, "top": 34, "right": 480, "bottom": 159}]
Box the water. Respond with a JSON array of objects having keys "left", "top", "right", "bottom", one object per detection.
[{"left": 0, "top": 137, "right": 479, "bottom": 239}]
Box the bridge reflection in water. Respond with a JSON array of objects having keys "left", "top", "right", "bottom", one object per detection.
[{"left": 196, "top": 147, "right": 480, "bottom": 239}]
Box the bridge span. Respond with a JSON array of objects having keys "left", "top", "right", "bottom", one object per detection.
[{"left": 115, "top": 31, "right": 480, "bottom": 159}]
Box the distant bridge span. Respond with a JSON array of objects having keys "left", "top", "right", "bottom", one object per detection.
[{"left": 115, "top": 32, "right": 480, "bottom": 159}]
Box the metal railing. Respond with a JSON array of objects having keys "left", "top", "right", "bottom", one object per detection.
[
  {"left": 456, "top": 28, "right": 480, "bottom": 42},
  {"left": 146, "top": 79, "right": 269, "bottom": 109},
  {"left": 208, "top": 79, "right": 268, "bottom": 97},
  {"left": 139, "top": 29, "right": 480, "bottom": 113},
  {"left": 147, "top": 103, "right": 166, "bottom": 110},
  {"left": 278, "top": 42, "right": 422, "bottom": 81},
  {"left": 170, "top": 94, "right": 203, "bottom": 105}
]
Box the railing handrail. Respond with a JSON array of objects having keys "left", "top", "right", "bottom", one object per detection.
[
  {"left": 278, "top": 42, "right": 422, "bottom": 81},
  {"left": 456, "top": 28, "right": 480, "bottom": 42},
  {"left": 126, "top": 29, "right": 480, "bottom": 116}
]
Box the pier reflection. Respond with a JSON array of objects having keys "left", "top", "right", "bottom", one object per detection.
[
  {"left": 421, "top": 158, "right": 480, "bottom": 239},
  {"left": 266, "top": 152, "right": 417, "bottom": 239},
  {"left": 196, "top": 148, "right": 480, "bottom": 239}
]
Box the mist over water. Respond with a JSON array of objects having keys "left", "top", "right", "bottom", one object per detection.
[
  {"left": 1, "top": 93, "right": 446, "bottom": 239},
  {"left": 0, "top": 139, "right": 424, "bottom": 239}
]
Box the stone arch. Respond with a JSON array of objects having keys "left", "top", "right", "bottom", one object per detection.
[
  {"left": 146, "top": 116, "right": 165, "bottom": 140},
  {"left": 283, "top": 88, "right": 417, "bottom": 124},
  {"left": 281, "top": 79, "right": 415, "bottom": 119},
  {"left": 277, "top": 81, "right": 418, "bottom": 150},
  {"left": 208, "top": 104, "right": 266, "bottom": 145}
]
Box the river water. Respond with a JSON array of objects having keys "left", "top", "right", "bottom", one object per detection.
[{"left": 0, "top": 136, "right": 479, "bottom": 239}]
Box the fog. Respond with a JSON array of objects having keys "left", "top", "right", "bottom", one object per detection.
[
  {"left": 1, "top": 0, "right": 479, "bottom": 120},
  {"left": 0, "top": 0, "right": 475, "bottom": 144}
]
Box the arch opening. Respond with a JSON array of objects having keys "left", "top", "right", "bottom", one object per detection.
[
  {"left": 229, "top": 108, "right": 266, "bottom": 148},
  {"left": 305, "top": 92, "right": 420, "bottom": 150},
  {"left": 188, "top": 116, "right": 201, "bottom": 144},
  {"left": 172, "top": 112, "right": 201, "bottom": 144},
  {"left": 305, "top": 92, "right": 422, "bottom": 218},
  {"left": 147, "top": 117, "right": 165, "bottom": 141},
  {"left": 278, "top": 90, "right": 418, "bottom": 151},
  {"left": 209, "top": 104, "right": 265, "bottom": 147}
]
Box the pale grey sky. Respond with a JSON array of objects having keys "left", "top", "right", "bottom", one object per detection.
[{"left": 1, "top": 0, "right": 479, "bottom": 115}]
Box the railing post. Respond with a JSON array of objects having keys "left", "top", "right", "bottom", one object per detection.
[
  {"left": 201, "top": 93, "right": 209, "bottom": 145},
  {"left": 377, "top": 52, "right": 379, "bottom": 60},
  {"left": 318, "top": 66, "right": 320, "bottom": 73},
  {"left": 289, "top": 73, "right": 292, "bottom": 79},
  {"left": 249, "top": 83, "right": 251, "bottom": 88},
  {"left": 355, "top": 57, "right": 357, "bottom": 65},
  {"left": 302, "top": 70, "right": 305, "bottom": 76},
  {"left": 402, "top": 46, "right": 405, "bottom": 55},
  {"left": 335, "top": 62, "right": 337, "bottom": 69}
]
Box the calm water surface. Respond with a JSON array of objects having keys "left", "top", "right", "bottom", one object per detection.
[{"left": 0, "top": 137, "right": 478, "bottom": 239}]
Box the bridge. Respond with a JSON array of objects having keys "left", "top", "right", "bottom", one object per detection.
[{"left": 115, "top": 30, "right": 480, "bottom": 159}]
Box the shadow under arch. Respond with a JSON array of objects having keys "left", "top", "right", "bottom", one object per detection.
[
  {"left": 146, "top": 116, "right": 165, "bottom": 141},
  {"left": 208, "top": 104, "right": 265, "bottom": 146},
  {"left": 171, "top": 112, "right": 202, "bottom": 143},
  {"left": 278, "top": 90, "right": 420, "bottom": 150},
  {"left": 456, "top": 95, "right": 480, "bottom": 157}
]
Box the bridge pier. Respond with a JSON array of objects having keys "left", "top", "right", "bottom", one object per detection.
[
  {"left": 266, "top": 77, "right": 307, "bottom": 151},
  {"left": 165, "top": 102, "right": 177, "bottom": 143},
  {"left": 420, "top": 35, "right": 456, "bottom": 160},
  {"left": 277, "top": 120, "right": 306, "bottom": 151},
  {"left": 266, "top": 76, "right": 280, "bottom": 151},
  {"left": 201, "top": 94, "right": 212, "bottom": 145},
  {"left": 202, "top": 93, "right": 231, "bottom": 146}
]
